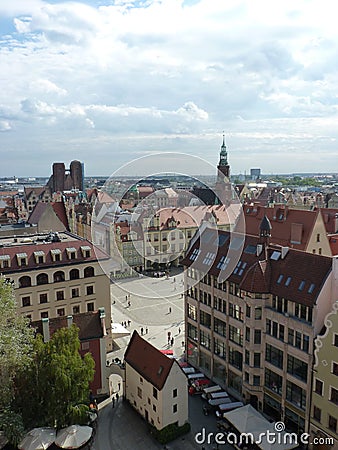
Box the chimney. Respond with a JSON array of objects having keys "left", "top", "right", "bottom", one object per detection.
[
  {"left": 67, "top": 315, "right": 73, "bottom": 328},
  {"left": 281, "top": 247, "right": 289, "bottom": 259},
  {"left": 99, "top": 307, "right": 106, "bottom": 335},
  {"left": 42, "top": 318, "right": 50, "bottom": 342}
]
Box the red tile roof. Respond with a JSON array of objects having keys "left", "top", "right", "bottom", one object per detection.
[
  {"left": 244, "top": 205, "right": 319, "bottom": 250},
  {"left": 320, "top": 208, "right": 338, "bottom": 233},
  {"left": 329, "top": 235, "right": 338, "bottom": 256},
  {"left": 32, "top": 311, "right": 104, "bottom": 340},
  {"left": 124, "top": 331, "right": 175, "bottom": 390},
  {"left": 183, "top": 227, "right": 332, "bottom": 307}
]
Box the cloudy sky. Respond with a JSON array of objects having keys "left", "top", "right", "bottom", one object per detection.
[{"left": 1, "top": 0, "right": 338, "bottom": 177}]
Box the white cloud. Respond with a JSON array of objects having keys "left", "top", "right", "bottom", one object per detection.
[{"left": 1, "top": 0, "right": 338, "bottom": 175}]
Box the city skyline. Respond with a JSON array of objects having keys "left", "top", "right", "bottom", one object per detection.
[{"left": 1, "top": 0, "right": 338, "bottom": 176}]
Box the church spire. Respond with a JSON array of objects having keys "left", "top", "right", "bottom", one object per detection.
[{"left": 217, "top": 132, "right": 230, "bottom": 180}]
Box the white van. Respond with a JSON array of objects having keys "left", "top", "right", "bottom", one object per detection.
[
  {"left": 187, "top": 373, "right": 205, "bottom": 382},
  {"left": 182, "top": 367, "right": 195, "bottom": 374},
  {"left": 208, "top": 397, "right": 232, "bottom": 407},
  {"left": 206, "top": 391, "right": 229, "bottom": 401},
  {"left": 215, "top": 401, "right": 244, "bottom": 417},
  {"left": 201, "top": 385, "right": 222, "bottom": 397}
]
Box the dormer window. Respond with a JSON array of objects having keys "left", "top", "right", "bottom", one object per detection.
[
  {"left": 0, "top": 255, "right": 10, "bottom": 269},
  {"left": 34, "top": 250, "right": 45, "bottom": 264},
  {"left": 80, "top": 246, "right": 91, "bottom": 258},
  {"left": 66, "top": 247, "right": 77, "bottom": 260},
  {"left": 51, "top": 249, "right": 62, "bottom": 262},
  {"left": 16, "top": 253, "right": 28, "bottom": 267}
]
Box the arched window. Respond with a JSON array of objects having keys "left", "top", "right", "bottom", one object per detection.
[
  {"left": 37, "top": 273, "right": 49, "bottom": 285},
  {"left": 54, "top": 271, "right": 65, "bottom": 283},
  {"left": 18, "top": 276, "right": 31, "bottom": 288},
  {"left": 70, "top": 268, "right": 80, "bottom": 280},
  {"left": 84, "top": 266, "right": 94, "bottom": 278}
]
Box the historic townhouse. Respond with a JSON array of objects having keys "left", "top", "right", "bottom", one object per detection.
[
  {"left": 183, "top": 223, "right": 338, "bottom": 436},
  {"left": 124, "top": 331, "right": 188, "bottom": 431},
  {"left": 310, "top": 301, "right": 338, "bottom": 449},
  {"left": 0, "top": 231, "right": 113, "bottom": 351}
]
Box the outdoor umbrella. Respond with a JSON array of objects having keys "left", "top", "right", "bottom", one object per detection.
[
  {"left": 18, "top": 427, "right": 56, "bottom": 450},
  {"left": 55, "top": 425, "right": 92, "bottom": 449}
]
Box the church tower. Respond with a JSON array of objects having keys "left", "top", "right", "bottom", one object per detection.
[{"left": 217, "top": 134, "right": 230, "bottom": 183}]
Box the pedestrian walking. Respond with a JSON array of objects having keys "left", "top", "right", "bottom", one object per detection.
[
  {"left": 128, "top": 300, "right": 131, "bottom": 307},
  {"left": 145, "top": 327, "right": 148, "bottom": 334},
  {"left": 127, "top": 319, "right": 131, "bottom": 326},
  {"left": 141, "top": 327, "right": 144, "bottom": 335},
  {"left": 169, "top": 307, "right": 171, "bottom": 313},
  {"left": 171, "top": 337, "right": 174, "bottom": 346},
  {"left": 118, "top": 382, "right": 121, "bottom": 390},
  {"left": 112, "top": 396, "right": 115, "bottom": 408},
  {"left": 125, "top": 295, "right": 128, "bottom": 302},
  {"left": 116, "top": 392, "right": 119, "bottom": 402},
  {"left": 178, "top": 327, "right": 181, "bottom": 334}
]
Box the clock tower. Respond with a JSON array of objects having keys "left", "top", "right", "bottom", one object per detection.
[{"left": 217, "top": 134, "right": 230, "bottom": 183}]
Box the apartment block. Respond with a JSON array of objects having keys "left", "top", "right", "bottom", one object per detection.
[
  {"left": 183, "top": 225, "right": 338, "bottom": 435},
  {"left": 0, "top": 231, "right": 113, "bottom": 351}
]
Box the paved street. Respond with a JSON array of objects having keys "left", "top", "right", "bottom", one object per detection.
[{"left": 91, "top": 272, "right": 234, "bottom": 450}]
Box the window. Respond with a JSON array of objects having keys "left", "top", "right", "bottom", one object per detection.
[
  {"left": 84, "top": 266, "right": 94, "bottom": 278},
  {"left": 277, "top": 274, "right": 283, "bottom": 284},
  {"left": 214, "top": 318, "right": 226, "bottom": 338},
  {"left": 153, "top": 387, "right": 158, "bottom": 399},
  {"left": 245, "top": 350, "right": 250, "bottom": 365},
  {"left": 57, "top": 308, "right": 65, "bottom": 316},
  {"left": 229, "top": 348, "right": 243, "bottom": 370},
  {"left": 37, "top": 273, "right": 48, "bottom": 285},
  {"left": 246, "top": 304, "right": 251, "bottom": 318},
  {"left": 334, "top": 334, "right": 338, "bottom": 347},
  {"left": 34, "top": 251, "right": 45, "bottom": 264},
  {"left": 330, "top": 387, "right": 338, "bottom": 405},
  {"left": 86, "top": 285, "right": 94, "bottom": 296},
  {"left": 19, "top": 276, "right": 31, "bottom": 288},
  {"left": 66, "top": 247, "right": 77, "bottom": 260},
  {"left": 245, "top": 327, "right": 250, "bottom": 343},
  {"left": 328, "top": 415, "right": 337, "bottom": 433},
  {"left": 316, "top": 233, "right": 320, "bottom": 242},
  {"left": 81, "top": 246, "right": 91, "bottom": 257},
  {"left": 245, "top": 372, "right": 249, "bottom": 383},
  {"left": 137, "top": 387, "right": 142, "bottom": 399},
  {"left": 73, "top": 305, "right": 80, "bottom": 314},
  {"left": 0, "top": 255, "right": 10, "bottom": 269},
  {"left": 214, "top": 338, "right": 226, "bottom": 359},
  {"left": 265, "top": 368, "right": 282, "bottom": 395},
  {"left": 71, "top": 288, "right": 79, "bottom": 298},
  {"left": 200, "top": 310, "right": 211, "bottom": 328},
  {"left": 173, "top": 404, "right": 178, "bottom": 413},
  {"left": 17, "top": 253, "right": 28, "bottom": 266},
  {"left": 279, "top": 324, "right": 285, "bottom": 341},
  {"left": 287, "top": 355, "right": 308, "bottom": 382},
  {"left": 229, "top": 325, "right": 243, "bottom": 346},
  {"left": 265, "top": 344, "right": 283, "bottom": 369},
  {"left": 152, "top": 404, "right": 156, "bottom": 412},
  {"left": 56, "top": 291, "right": 64, "bottom": 301},
  {"left": 41, "top": 311, "right": 48, "bottom": 319},
  {"left": 295, "top": 331, "right": 302, "bottom": 349},
  {"left": 298, "top": 281, "right": 305, "bottom": 291},
  {"left": 70, "top": 269, "right": 80, "bottom": 280},
  {"left": 255, "top": 307, "right": 262, "bottom": 320},
  {"left": 173, "top": 389, "right": 177, "bottom": 398},
  {"left": 39, "top": 293, "right": 48, "bottom": 304},
  {"left": 254, "top": 353, "right": 261, "bottom": 368},
  {"left": 314, "top": 379, "right": 323, "bottom": 396},
  {"left": 187, "top": 303, "right": 197, "bottom": 321},
  {"left": 333, "top": 362, "right": 338, "bottom": 376},
  {"left": 253, "top": 376, "right": 260, "bottom": 386},
  {"left": 313, "top": 406, "right": 321, "bottom": 422},
  {"left": 200, "top": 329, "right": 211, "bottom": 349},
  {"left": 51, "top": 249, "right": 61, "bottom": 262},
  {"left": 87, "top": 302, "right": 94, "bottom": 312},
  {"left": 254, "top": 330, "right": 261, "bottom": 345},
  {"left": 54, "top": 271, "right": 65, "bottom": 282},
  {"left": 288, "top": 329, "right": 294, "bottom": 345},
  {"left": 286, "top": 381, "right": 306, "bottom": 410},
  {"left": 22, "top": 296, "right": 31, "bottom": 307},
  {"left": 285, "top": 276, "right": 291, "bottom": 286}
]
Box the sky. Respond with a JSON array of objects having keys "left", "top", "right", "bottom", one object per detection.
[{"left": 1, "top": 0, "right": 338, "bottom": 177}]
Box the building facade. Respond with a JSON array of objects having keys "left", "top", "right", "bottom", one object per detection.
[
  {"left": 310, "top": 301, "right": 338, "bottom": 449},
  {"left": 183, "top": 225, "right": 338, "bottom": 435},
  {"left": 0, "top": 231, "right": 113, "bottom": 351},
  {"left": 124, "top": 331, "right": 188, "bottom": 431}
]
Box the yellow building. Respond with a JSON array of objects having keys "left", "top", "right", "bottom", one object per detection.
[{"left": 310, "top": 301, "right": 338, "bottom": 449}]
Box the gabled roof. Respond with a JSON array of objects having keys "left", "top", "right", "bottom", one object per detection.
[{"left": 124, "top": 331, "right": 175, "bottom": 390}]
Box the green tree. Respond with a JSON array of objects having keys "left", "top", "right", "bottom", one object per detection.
[
  {"left": 0, "top": 277, "right": 34, "bottom": 445},
  {"left": 16, "top": 324, "right": 95, "bottom": 429}
]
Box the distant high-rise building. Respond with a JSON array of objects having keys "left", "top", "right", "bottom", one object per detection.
[
  {"left": 250, "top": 168, "right": 261, "bottom": 180},
  {"left": 70, "top": 160, "right": 84, "bottom": 191},
  {"left": 52, "top": 163, "right": 65, "bottom": 192}
]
